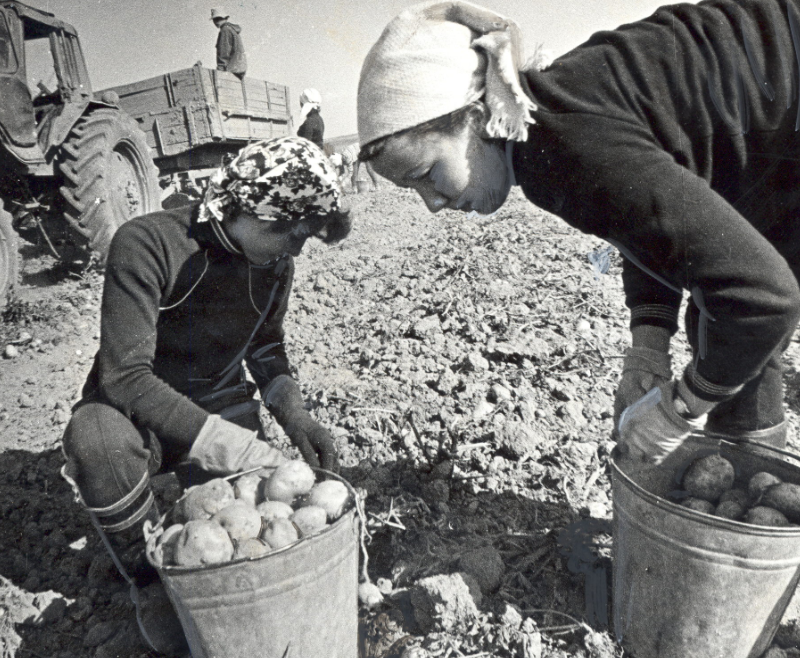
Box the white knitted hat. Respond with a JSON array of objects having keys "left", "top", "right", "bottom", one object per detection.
[{"left": 357, "top": 0, "right": 536, "bottom": 147}]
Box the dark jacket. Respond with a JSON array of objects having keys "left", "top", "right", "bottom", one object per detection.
[
  {"left": 216, "top": 21, "right": 247, "bottom": 76},
  {"left": 81, "top": 203, "right": 293, "bottom": 445},
  {"left": 297, "top": 109, "right": 325, "bottom": 150},
  {"left": 514, "top": 0, "right": 800, "bottom": 403}
]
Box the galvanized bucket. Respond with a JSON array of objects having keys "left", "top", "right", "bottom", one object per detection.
[
  {"left": 612, "top": 435, "right": 800, "bottom": 658},
  {"left": 146, "top": 470, "right": 359, "bottom": 658}
]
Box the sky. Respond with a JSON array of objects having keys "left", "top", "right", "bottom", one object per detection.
[{"left": 21, "top": 0, "right": 699, "bottom": 138}]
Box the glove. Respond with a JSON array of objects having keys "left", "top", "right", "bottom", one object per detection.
[
  {"left": 617, "top": 380, "right": 705, "bottom": 465},
  {"left": 263, "top": 375, "right": 338, "bottom": 471},
  {"left": 613, "top": 346, "right": 672, "bottom": 439},
  {"left": 189, "top": 415, "right": 287, "bottom": 475}
]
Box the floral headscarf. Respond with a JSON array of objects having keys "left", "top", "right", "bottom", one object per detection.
[{"left": 198, "top": 136, "right": 341, "bottom": 223}]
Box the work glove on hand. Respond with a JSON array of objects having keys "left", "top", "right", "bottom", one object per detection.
[
  {"left": 263, "top": 375, "right": 338, "bottom": 471},
  {"left": 612, "top": 346, "right": 672, "bottom": 439},
  {"left": 617, "top": 380, "right": 706, "bottom": 465},
  {"left": 189, "top": 414, "right": 287, "bottom": 475}
]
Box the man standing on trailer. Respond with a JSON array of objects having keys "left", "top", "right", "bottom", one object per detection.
[{"left": 211, "top": 7, "right": 247, "bottom": 79}]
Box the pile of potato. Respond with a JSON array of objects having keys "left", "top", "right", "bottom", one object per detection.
[
  {"left": 150, "top": 460, "right": 353, "bottom": 568},
  {"left": 677, "top": 454, "right": 800, "bottom": 527}
]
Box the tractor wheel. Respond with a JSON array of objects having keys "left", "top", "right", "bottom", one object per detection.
[
  {"left": 0, "top": 201, "right": 19, "bottom": 310},
  {"left": 58, "top": 107, "right": 160, "bottom": 260}
]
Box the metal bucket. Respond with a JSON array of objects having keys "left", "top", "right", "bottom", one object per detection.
[
  {"left": 146, "top": 471, "right": 359, "bottom": 658},
  {"left": 612, "top": 435, "right": 800, "bottom": 658},
  {"left": 356, "top": 179, "right": 371, "bottom": 194}
]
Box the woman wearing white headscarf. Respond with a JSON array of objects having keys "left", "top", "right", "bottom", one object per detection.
[
  {"left": 297, "top": 88, "right": 325, "bottom": 150},
  {"left": 358, "top": 0, "right": 800, "bottom": 465}
]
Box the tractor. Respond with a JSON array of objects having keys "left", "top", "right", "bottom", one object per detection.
[{"left": 0, "top": 1, "right": 160, "bottom": 307}]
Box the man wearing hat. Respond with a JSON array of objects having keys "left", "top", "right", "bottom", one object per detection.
[{"left": 211, "top": 7, "right": 247, "bottom": 79}]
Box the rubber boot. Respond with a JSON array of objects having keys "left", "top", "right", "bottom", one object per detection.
[{"left": 88, "top": 495, "right": 189, "bottom": 656}]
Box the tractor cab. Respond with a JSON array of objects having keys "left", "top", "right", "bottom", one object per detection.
[{"left": 0, "top": 1, "right": 92, "bottom": 167}]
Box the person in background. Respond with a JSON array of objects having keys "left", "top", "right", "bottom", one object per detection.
[
  {"left": 297, "top": 88, "right": 325, "bottom": 150},
  {"left": 211, "top": 7, "right": 247, "bottom": 79},
  {"left": 357, "top": 0, "right": 800, "bottom": 465},
  {"left": 61, "top": 136, "right": 350, "bottom": 654},
  {"left": 341, "top": 141, "right": 381, "bottom": 193}
]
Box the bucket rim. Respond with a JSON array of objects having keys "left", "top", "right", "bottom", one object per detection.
[
  {"left": 611, "top": 436, "right": 800, "bottom": 535},
  {"left": 146, "top": 467, "right": 359, "bottom": 573}
]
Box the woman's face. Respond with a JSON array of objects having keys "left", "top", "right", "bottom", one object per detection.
[
  {"left": 369, "top": 115, "right": 511, "bottom": 215},
  {"left": 224, "top": 213, "right": 322, "bottom": 264}
]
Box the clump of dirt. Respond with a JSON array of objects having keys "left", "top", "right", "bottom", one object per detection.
[{"left": 2, "top": 187, "right": 800, "bottom": 657}]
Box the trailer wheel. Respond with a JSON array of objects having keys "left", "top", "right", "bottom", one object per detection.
[
  {"left": 0, "top": 201, "right": 19, "bottom": 310},
  {"left": 58, "top": 107, "right": 160, "bottom": 260}
]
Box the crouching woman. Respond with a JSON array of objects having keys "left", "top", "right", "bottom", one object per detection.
[{"left": 61, "top": 136, "right": 350, "bottom": 651}]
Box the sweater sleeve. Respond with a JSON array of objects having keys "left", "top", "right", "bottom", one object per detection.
[
  {"left": 96, "top": 223, "right": 209, "bottom": 446},
  {"left": 621, "top": 254, "right": 682, "bottom": 335},
  {"left": 540, "top": 114, "right": 800, "bottom": 402}
]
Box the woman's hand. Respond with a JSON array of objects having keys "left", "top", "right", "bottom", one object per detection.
[
  {"left": 189, "top": 415, "right": 287, "bottom": 475},
  {"left": 263, "top": 374, "right": 339, "bottom": 471},
  {"left": 617, "top": 380, "right": 705, "bottom": 465},
  {"left": 613, "top": 346, "right": 672, "bottom": 439},
  {"left": 284, "top": 417, "right": 338, "bottom": 471}
]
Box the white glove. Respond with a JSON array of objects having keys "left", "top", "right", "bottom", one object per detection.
[
  {"left": 613, "top": 346, "right": 672, "bottom": 438},
  {"left": 188, "top": 415, "right": 287, "bottom": 475},
  {"left": 617, "top": 380, "right": 706, "bottom": 465}
]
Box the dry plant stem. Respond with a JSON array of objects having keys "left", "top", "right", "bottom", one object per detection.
[
  {"left": 523, "top": 608, "right": 585, "bottom": 627},
  {"left": 34, "top": 216, "right": 61, "bottom": 259},
  {"left": 355, "top": 492, "right": 372, "bottom": 584},
  {"left": 404, "top": 410, "right": 434, "bottom": 467}
]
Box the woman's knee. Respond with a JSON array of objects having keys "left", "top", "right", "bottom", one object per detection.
[{"left": 62, "top": 402, "right": 156, "bottom": 507}]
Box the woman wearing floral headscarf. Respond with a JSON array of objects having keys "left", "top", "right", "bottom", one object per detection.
[{"left": 61, "top": 136, "right": 350, "bottom": 654}]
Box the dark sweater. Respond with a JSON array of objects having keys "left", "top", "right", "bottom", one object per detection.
[
  {"left": 216, "top": 22, "right": 247, "bottom": 76},
  {"left": 81, "top": 204, "right": 293, "bottom": 444},
  {"left": 514, "top": 0, "right": 800, "bottom": 402},
  {"left": 297, "top": 109, "right": 325, "bottom": 150}
]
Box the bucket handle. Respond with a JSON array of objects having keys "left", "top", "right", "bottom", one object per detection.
[{"left": 695, "top": 430, "right": 800, "bottom": 466}]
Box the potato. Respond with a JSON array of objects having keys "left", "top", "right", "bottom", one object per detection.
[
  {"left": 173, "top": 520, "right": 234, "bottom": 567},
  {"left": 680, "top": 497, "right": 715, "bottom": 514},
  {"left": 744, "top": 506, "right": 790, "bottom": 527},
  {"left": 748, "top": 472, "right": 783, "bottom": 501},
  {"left": 153, "top": 523, "right": 184, "bottom": 567},
  {"left": 256, "top": 500, "right": 294, "bottom": 522},
  {"left": 264, "top": 460, "right": 316, "bottom": 504},
  {"left": 714, "top": 500, "right": 746, "bottom": 520},
  {"left": 306, "top": 480, "right": 351, "bottom": 521},
  {"left": 260, "top": 518, "right": 299, "bottom": 549},
  {"left": 234, "top": 473, "right": 265, "bottom": 507},
  {"left": 681, "top": 455, "right": 735, "bottom": 503},
  {"left": 760, "top": 483, "right": 800, "bottom": 522},
  {"left": 174, "top": 479, "right": 235, "bottom": 522},
  {"left": 233, "top": 538, "right": 272, "bottom": 560},
  {"left": 719, "top": 488, "right": 749, "bottom": 507},
  {"left": 291, "top": 505, "right": 328, "bottom": 536},
  {"left": 212, "top": 500, "right": 263, "bottom": 541},
  {"left": 358, "top": 581, "right": 384, "bottom": 610}
]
